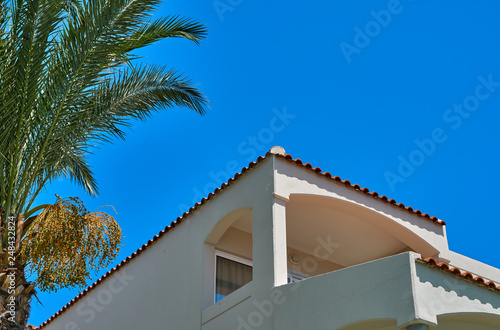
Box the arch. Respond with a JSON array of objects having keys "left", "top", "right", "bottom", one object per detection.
[
  {"left": 203, "top": 207, "right": 253, "bottom": 308},
  {"left": 338, "top": 318, "right": 399, "bottom": 330},
  {"left": 205, "top": 207, "right": 252, "bottom": 245},
  {"left": 436, "top": 312, "right": 500, "bottom": 329},
  {"left": 286, "top": 193, "right": 441, "bottom": 266}
]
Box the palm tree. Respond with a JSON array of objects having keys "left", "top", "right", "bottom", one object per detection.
[{"left": 0, "top": 0, "right": 207, "bottom": 328}]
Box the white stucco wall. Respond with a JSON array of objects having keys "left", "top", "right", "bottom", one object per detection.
[
  {"left": 43, "top": 157, "right": 278, "bottom": 330},
  {"left": 274, "top": 158, "right": 449, "bottom": 257},
  {"left": 441, "top": 250, "right": 500, "bottom": 284},
  {"left": 41, "top": 153, "right": 500, "bottom": 330}
]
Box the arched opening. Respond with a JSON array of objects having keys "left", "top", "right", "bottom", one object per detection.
[
  {"left": 203, "top": 207, "right": 253, "bottom": 307},
  {"left": 284, "top": 194, "right": 439, "bottom": 280},
  {"left": 339, "top": 318, "right": 399, "bottom": 330},
  {"left": 436, "top": 313, "right": 500, "bottom": 329}
]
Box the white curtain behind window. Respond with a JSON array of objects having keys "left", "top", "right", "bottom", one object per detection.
[{"left": 215, "top": 256, "right": 252, "bottom": 302}]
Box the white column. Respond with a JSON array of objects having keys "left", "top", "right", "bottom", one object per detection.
[
  {"left": 272, "top": 197, "right": 288, "bottom": 287},
  {"left": 202, "top": 243, "right": 215, "bottom": 308},
  {"left": 252, "top": 195, "right": 288, "bottom": 290}
]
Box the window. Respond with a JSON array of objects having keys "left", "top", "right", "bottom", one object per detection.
[
  {"left": 287, "top": 269, "right": 309, "bottom": 283},
  {"left": 215, "top": 251, "right": 252, "bottom": 302}
]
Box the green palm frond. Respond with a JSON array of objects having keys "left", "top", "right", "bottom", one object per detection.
[
  {"left": 124, "top": 15, "right": 207, "bottom": 52},
  {"left": 0, "top": 0, "right": 208, "bottom": 218}
]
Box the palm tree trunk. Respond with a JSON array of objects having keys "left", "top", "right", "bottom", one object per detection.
[
  {"left": 0, "top": 264, "right": 35, "bottom": 330},
  {"left": 0, "top": 213, "right": 35, "bottom": 329}
]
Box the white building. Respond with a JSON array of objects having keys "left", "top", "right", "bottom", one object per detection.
[{"left": 38, "top": 146, "right": 500, "bottom": 330}]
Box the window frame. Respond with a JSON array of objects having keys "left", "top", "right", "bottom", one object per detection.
[
  {"left": 287, "top": 269, "right": 309, "bottom": 283},
  {"left": 214, "top": 250, "right": 253, "bottom": 302}
]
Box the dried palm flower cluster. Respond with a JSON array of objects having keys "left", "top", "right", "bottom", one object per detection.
[{"left": 20, "top": 197, "right": 122, "bottom": 292}]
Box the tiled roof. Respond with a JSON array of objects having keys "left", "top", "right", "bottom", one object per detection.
[
  {"left": 27, "top": 326, "right": 38, "bottom": 329},
  {"left": 38, "top": 149, "right": 445, "bottom": 328},
  {"left": 419, "top": 257, "right": 500, "bottom": 292},
  {"left": 38, "top": 221, "right": 178, "bottom": 328},
  {"left": 275, "top": 153, "right": 445, "bottom": 225}
]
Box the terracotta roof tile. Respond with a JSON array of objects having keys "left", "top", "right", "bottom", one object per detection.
[
  {"left": 38, "top": 150, "right": 445, "bottom": 328},
  {"left": 274, "top": 153, "right": 445, "bottom": 225},
  {"left": 419, "top": 257, "right": 500, "bottom": 292}
]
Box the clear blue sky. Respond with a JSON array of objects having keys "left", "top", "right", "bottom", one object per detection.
[{"left": 29, "top": 0, "right": 500, "bottom": 325}]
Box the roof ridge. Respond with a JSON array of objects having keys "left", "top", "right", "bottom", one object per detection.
[
  {"left": 38, "top": 149, "right": 444, "bottom": 328},
  {"left": 274, "top": 153, "right": 445, "bottom": 225},
  {"left": 38, "top": 155, "right": 268, "bottom": 328},
  {"left": 418, "top": 257, "right": 500, "bottom": 292}
]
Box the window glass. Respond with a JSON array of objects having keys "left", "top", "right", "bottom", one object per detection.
[{"left": 215, "top": 255, "right": 252, "bottom": 302}]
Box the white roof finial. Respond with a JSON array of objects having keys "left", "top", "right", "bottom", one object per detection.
[{"left": 269, "top": 146, "right": 286, "bottom": 155}]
